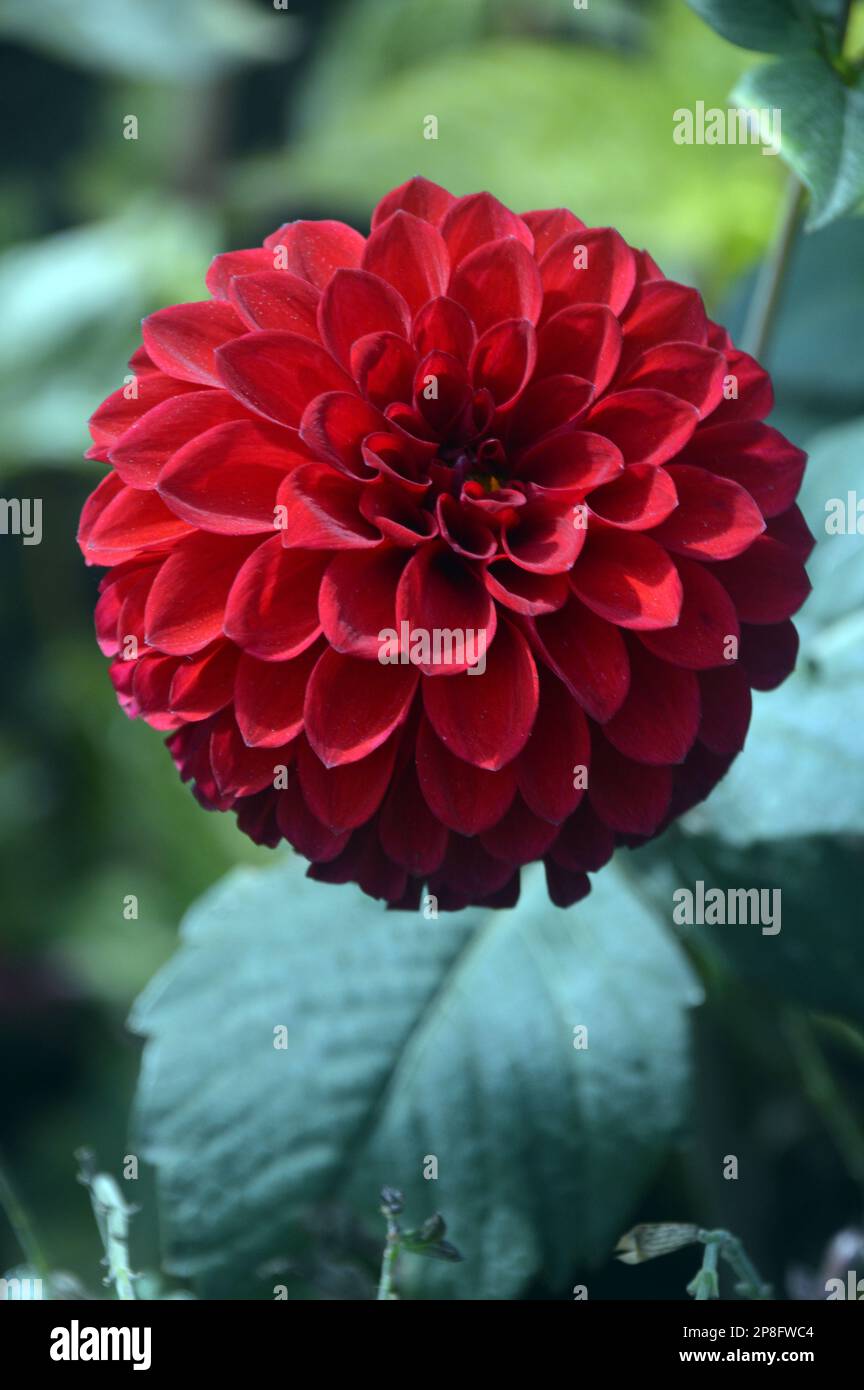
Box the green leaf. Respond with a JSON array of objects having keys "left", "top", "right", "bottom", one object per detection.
[
  {"left": 641, "top": 831, "right": 864, "bottom": 1020},
  {"left": 681, "top": 416, "right": 864, "bottom": 846},
  {"left": 686, "top": 0, "right": 822, "bottom": 54},
  {"left": 130, "top": 856, "right": 699, "bottom": 1299},
  {"left": 733, "top": 57, "right": 864, "bottom": 228}
]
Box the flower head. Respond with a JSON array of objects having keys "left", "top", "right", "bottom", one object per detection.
[{"left": 79, "top": 178, "right": 811, "bottom": 910}]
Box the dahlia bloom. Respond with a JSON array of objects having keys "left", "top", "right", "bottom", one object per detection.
[{"left": 79, "top": 178, "right": 811, "bottom": 911}]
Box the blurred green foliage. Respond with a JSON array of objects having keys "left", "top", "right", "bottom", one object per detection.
[{"left": 1, "top": 0, "right": 863, "bottom": 1301}]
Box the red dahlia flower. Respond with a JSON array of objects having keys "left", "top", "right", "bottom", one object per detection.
[{"left": 79, "top": 178, "right": 811, "bottom": 911}]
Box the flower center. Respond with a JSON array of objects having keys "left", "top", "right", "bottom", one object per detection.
[{"left": 436, "top": 437, "right": 507, "bottom": 494}]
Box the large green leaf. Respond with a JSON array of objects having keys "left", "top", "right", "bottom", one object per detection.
[
  {"left": 686, "top": 0, "right": 825, "bottom": 53},
  {"left": 733, "top": 57, "right": 864, "bottom": 228},
  {"left": 635, "top": 831, "right": 864, "bottom": 1020},
  {"left": 682, "top": 417, "right": 864, "bottom": 845},
  {"left": 130, "top": 857, "right": 699, "bottom": 1298}
]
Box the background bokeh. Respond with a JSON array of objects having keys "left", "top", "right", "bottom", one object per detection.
[{"left": 1, "top": 0, "right": 862, "bottom": 1299}]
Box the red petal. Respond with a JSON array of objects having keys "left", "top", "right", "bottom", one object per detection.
[
  {"left": 604, "top": 641, "right": 700, "bottom": 765},
  {"left": 506, "top": 374, "right": 594, "bottom": 445},
  {"left": 205, "top": 248, "right": 272, "bottom": 298},
  {"left": 739, "top": 619, "right": 799, "bottom": 690},
  {"left": 169, "top": 643, "right": 239, "bottom": 720},
  {"left": 224, "top": 534, "right": 326, "bottom": 659},
  {"left": 145, "top": 534, "right": 258, "bottom": 656},
  {"left": 588, "top": 463, "right": 678, "bottom": 530},
  {"left": 89, "top": 373, "right": 201, "bottom": 449},
  {"left": 639, "top": 557, "right": 739, "bottom": 669},
  {"left": 263, "top": 219, "right": 365, "bottom": 287},
  {"left": 378, "top": 759, "right": 449, "bottom": 874},
  {"left": 587, "top": 389, "right": 699, "bottom": 467},
  {"left": 588, "top": 735, "right": 672, "bottom": 835},
  {"left": 427, "top": 835, "right": 515, "bottom": 906},
  {"left": 470, "top": 318, "right": 537, "bottom": 407},
  {"left": 234, "top": 645, "right": 319, "bottom": 746},
  {"left": 698, "top": 662, "right": 752, "bottom": 755},
  {"left": 210, "top": 715, "right": 291, "bottom": 798},
  {"left": 412, "top": 296, "right": 476, "bottom": 363},
  {"left": 449, "top": 237, "right": 543, "bottom": 334},
  {"left": 300, "top": 391, "right": 383, "bottom": 478},
  {"left": 570, "top": 530, "right": 683, "bottom": 630},
  {"left": 85, "top": 484, "right": 194, "bottom": 560},
  {"left": 521, "top": 207, "right": 586, "bottom": 259},
  {"left": 516, "top": 668, "right": 590, "bottom": 823},
  {"left": 396, "top": 544, "right": 495, "bottom": 674},
  {"left": 412, "top": 350, "right": 472, "bottom": 435},
  {"left": 436, "top": 494, "right": 496, "bottom": 561},
  {"left": 422, "top": 618, "right": 538, "bottom": 769},
  {"left": 318, "top": 268, "right": 410, "bottom": 367},
  {"left": 319, "top": 547, "right": 408, "bottom": 658},
  {"left": 351, "top": 332, "right": 417, "bottom": 410},
  {"left": 276, "top": 779, "right": 350, "bottom": 863},
  {"left": 297, "top": 733, "right": 398, "bottom": 831},
  {"left": 362, "top": 210, "right": 449, "bottom": 315},
  {"left": 142, "top": 300, "right": 245, "bottom": 386},
  {"left": 217, "top": 331, "right": 354, "bottom": 428},
  {"left": 549, "top": 800, "right": 615, "bottom": 872},
  {"left": 480, "top": 795, "right": 558, "bottom": 865},
  {"left": 371, "top": 177, "right": 455, "bottom": 229},
  {"left": 620, "top": 280, "right": 708, "bottom": 366},
  {"left": 416, "top": 713, "right": 517, "bottom": 834},
  {"left": 707, "top": 349, "right": 774, "bottom": 424},
  {"left": 619, "top": 342, "right": 726, "bottom": 418},
  {"left": 650, "top": 463, "right": 765, "bottom": 560},
  {"left": 503, "top": 502, "right": 584, "bottom": 574},
  {"left": 360, "top": 481, "right": 438, "bottom": 547},
  {"left": 517, "top": 429, "right": 623, "bottom": 494},
  {"left": 540, "top": 226, "right": 636, "bottom": 319},
  {"left": 277, "top": 464, "right": 380, "bottom": 549},
  {"left": 484, "top": 560, "right": 569, "bottom": 616},
  {"left": 440, "top": 192, "right": 534, "bottom": 265},
  {"left": 677, "top": 421, "right": 806, "bottom": 518},
  {"left": 544, "top": 861, "right": 591, "bottom": 908},
  {"left": 229, "top": 270, "right": 320, "bottom": 336},
  {"left": 132, "top": 654, "right": 178, "bottom": 727},
  {"left": 712, "top": 536, "right": 811, "bottom": 623},
  {"left": 536, "top": 304, "right": 622, "bottom": 394},
  {"left": 532, "top": 594, "right": 630, "bottom": 722},
  {"left": 304, "top": 650, "right": 418, "bottom": 767},
  {"left": 109, "top": 389, "right": 250, "bottom": 489},
  {"left": 157, "top": 419, "right": 301, "bottom": 533}
]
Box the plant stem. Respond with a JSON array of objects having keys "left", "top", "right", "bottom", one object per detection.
[
  {"left": 784, "top": 1011, "right": 864, "bottom": 1189},
  {"left": 76, "top": 1152, "right": 137, "bottom": 1300},
  {"left": 694, "top": 1229, "right": 771, "bottom": 1300},
  {"left": 0, "top": 1154, "right": 50, "bottom": 1278},
  {"left": 741, "top": 175, "right": 806, "bottom": 363},
  {"left": 377, "top": 1213, "right": 401, "bottom": 1301},
  {"left": 688, "top": 1239, "right": 720, "bottom": 1300}
]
